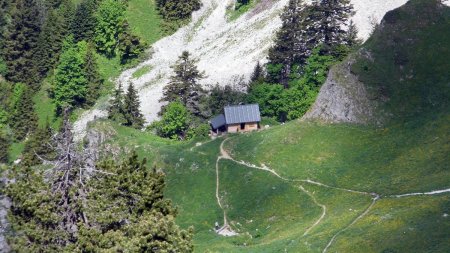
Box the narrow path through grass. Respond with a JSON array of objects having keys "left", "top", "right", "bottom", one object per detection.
[{"left": 208, "top": 137, "right": 450, "bottom": 252}]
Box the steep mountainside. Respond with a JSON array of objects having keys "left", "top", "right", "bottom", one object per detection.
[
  {"left": 86, "top": 1, "right": 450, "bottom": 252},
  {"left": 74, "top": 0, "right": 417, "bottom": 139},
  {"left": 305, "top": 0, "right": 450, "bottom": 124}
]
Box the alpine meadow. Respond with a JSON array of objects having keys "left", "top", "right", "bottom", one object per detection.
[{"left": 0, "top": 0, "right": 449, "bottom": 252}]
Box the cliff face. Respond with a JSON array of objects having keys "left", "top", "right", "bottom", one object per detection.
[
  {"left": 304, "top": 0, "right": 450, "bottom": 124},
  {"left": 303, "top": 53, "right": 380, "bottom": 125}
]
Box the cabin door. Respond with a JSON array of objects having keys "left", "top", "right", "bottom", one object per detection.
[{"left": 240, "top": 123, "right": 245, "bottom": 130}]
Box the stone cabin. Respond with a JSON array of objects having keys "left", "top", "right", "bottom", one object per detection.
[{"left": 210, "top": 104, "right": 261, "bottom": 134}]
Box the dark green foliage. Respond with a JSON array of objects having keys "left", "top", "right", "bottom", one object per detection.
[
  {"left": 6, "top": 151, "right": 193, "bottom": 252},
  {"left": 0, "top": 0, "right": 12, "bottom": 45},
  {"left": 267, "top": 0, "right": 309, "bottom": 87},
  {"left": 123, "top": 82, "right": 145, "bottom": 129},
  {"left": 161, "top": 51, "right": 205, "bottom": 116},
  {"left": 201, "top": 84, "right": 247, "bottom": 118},
  {"left": 94, "top": 0, "right": 125, "bottom": 57},
  {"left": 118, "top": 21, "right": 146, "bottom": 64},
  {"left": 78, "top": 152, "right": 193, "bottom": 252},
  {"left": 34, "top": 9, "right": 66, "bottom": 79},
  {"left": 2, "top": 0, "right": 42, "bottom": 86},
  {"left": 9, "top": 84, "right": 38, "bottom": 140},
  {"left": 71, "top": 0, "right": 97, "bottom": 42},
  {"left": 153, "top": 101, "right": 190, "bottom": 140},
  {"left": 108, "top": 83, "right": 126, "bottom": 123},
  {"left": 53, "top": 39, "right": 88, "bottom": 113},
  {"left": 156, "top": 0, "right": 201, "bottom": 25},
  {"left": 0, "top": 129, "right": 9, "bottom": 163},
  {"left": 346, "top": 20, "right": 362, "bottom": 48},
  {"left": 310, "top": 0, "right": 354, "bottom": 50},
  {"left": 84, "top": 43, "right": 103, "bottom": 106},
  {"left": 21, "top": 120, "right": 54, "bottom": 167},
  {"left": 249, "top": 61, "right": 265, "bottom": 85}
]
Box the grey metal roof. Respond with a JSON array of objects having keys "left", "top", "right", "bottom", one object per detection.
[
  {"left": 224, "top": 104, "right": 261, "bottom": 124},
  {"left": 210, "top": 114, "right": 226, "bottom": 129}
]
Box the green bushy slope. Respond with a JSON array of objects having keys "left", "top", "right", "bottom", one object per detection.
[{"left": 92, "top": 0, "right": 450, "bottom": 252}]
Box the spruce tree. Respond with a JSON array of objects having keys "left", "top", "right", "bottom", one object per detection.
[
  {"left": 0, "top": 0, "right": 12, "bottom": 45},
  {"left": 84, "top": 43, "right": 103, "bottom": 106},
  {"left": 267, "top": 0, "right": 309, "bottom": 87},
  {"left": 249, "top": 61, "right": 265, "bottom": 86},
  {"left": 310, "top": 0, "right": 354, "bottom": 51},
  {"left": 161, "top": 51, "right": 205, "bottom": 110},
  {"left": 0, "top": 129, "right": 9, "bottom": 163},
  {"left": 71, "top": 0, "right": 97, "bottom": 42},
  {"left": 118, "top": 21, "right": 146, "bottom": 64},
  {"left": 2, "top": 0, "right": 42, "bottom": 86},
  {"left": 345, "top": 20, "right": 362, "bottom": 48},
  {"left": 123, "top": 82, "right": 145, "bottom": 128},
  {"left": 10, "top": 85, "right": 38, "bottom": 140},
  {"left": 22, "top": 120, "right": 54, "bottom": 167},
  {"left": 108, "top": 83, "right": 125, "bottom": 123},
  {"left": 34, "top": 9, "right": 66, "bottom": 79}
]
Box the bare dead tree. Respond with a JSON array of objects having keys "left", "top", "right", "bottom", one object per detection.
[{"left": 37, "top": 108, "right": 112, "bottom": 244}]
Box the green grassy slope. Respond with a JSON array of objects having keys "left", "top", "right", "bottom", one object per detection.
[{"left": 89, "top": 0, "right": 450, "bottom": 252}]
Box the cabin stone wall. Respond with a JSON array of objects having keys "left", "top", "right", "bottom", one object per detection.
[{"left": 227, "top": 122, "right": 259, "bottom": 133}]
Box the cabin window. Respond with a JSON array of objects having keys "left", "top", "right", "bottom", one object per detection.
[{"left": 240, "top": 123, "right": 245, "bottom": 130}]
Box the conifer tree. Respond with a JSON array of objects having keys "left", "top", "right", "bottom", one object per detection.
[
  {"left": 310, "top": 0, "right": 354, "bottom": 51},
  {"left": 10, "top": 84, "right": 38, "bottom": 140},
  {"left": 0, "top": 129, "right": 9, "bottom": 163},
  {"left": 0, "top": 0, "right": 12, "bottom": 45},
  {"left": 34, "top": 9, "right": 66, "bottom": 78},
  {"left": 71, "top": 0, "right": 97, "bottom": 42},
  {"left": 161, "top": 51, "right": 205, "bottom": 112},
  {"left": 2, "top": 0, "right": 42, "bottom": 86},
  {"left": 345, "top": 20, "right": 362, "bottom": 47},
  {"left": 84, "top": 43, "right": 103, "bottom": 106},
  {"left": 118, "top": 21, "right": 147, "bottom": 64},
  {"left": 249, "top": 61, "right": 265, "bottom": 86},
  {"left": 22, "top": 120, "right": 54, "bottom": 167},
  {"left": 156, "top": 0, "right": 201, "bottom": 22},
  {"left": 123, "top": 82, "right": 145, "bottom": 128},
  {"left": 267, "top": 0, "right": 309, "bottom": 87},
  {"left": 108, "top": 83, "right": 125, "bottom": 123}
]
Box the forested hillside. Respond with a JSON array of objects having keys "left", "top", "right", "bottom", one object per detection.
[{"left": 1, "top": 0, "right": 449, "bottom": 252}]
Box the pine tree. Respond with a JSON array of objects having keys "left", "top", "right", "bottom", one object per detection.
[
  {"left": 161, "top": 51, "right": 205, "bottom": 109},
  {"left": 108, "top": 83, "right": 125, "bottom": 123},
  {"left": 123, "top": 82, "right": 145, "bottom": 128},
  {"left": 79, "top": 152, "right": 194, "bottom": 251},
  {"left": 156, "top": 0, "right": 201, "bottom": 21},
  {"left": 22, "top": 120, "right": 54, "bottom": 167},
  {"left": 10, "top": 84, "right": 38, "bottom": 140},
  {"left": 310, "top": 0, "right": 354, "bottom": 51},
  {"left": 34, "top": 9, "right": 66, "bottom": 79},
  {"left": 71, "top": 0, "right": 98, "bottom": 42},
  {"left": 84, "top": 43, "right": 103, "bottom": 106},
  {"left": 0, "top": 0, "right": 12, "bottom": 45},
  {"left": 267, "top": 0, "right": 309, "bottom": 87},
  {"left": 249, "top": 61, "right": 265, "bottom": 86},
  {"left": 345, "top": 20, "right": 362, "bottom": 48},
  {"left": 118, "top": 21, "right": 146, "bottom": 64},
  {"left": 2, "top": 0, "right": 42, "bottom": 86}
]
